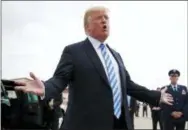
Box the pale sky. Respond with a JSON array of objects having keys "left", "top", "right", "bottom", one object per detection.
[{"left": 2, "top": 1, "right": 187, "bottom": 89}]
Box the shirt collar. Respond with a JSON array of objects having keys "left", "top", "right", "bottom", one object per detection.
[
  {"left": 87, "top": 35, "right": 107, "bottom": 50},
  {"left": 171, "top": 84, "right": 178, "bottom": 88}
]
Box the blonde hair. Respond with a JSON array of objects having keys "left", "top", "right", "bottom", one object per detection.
[{"left": 84, "top": 6, "right": 109, "bottom": 27}]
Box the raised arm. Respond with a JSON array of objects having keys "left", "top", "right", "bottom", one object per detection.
[{"left": 44, "top": 46, "right": 74, "bottom": 100}]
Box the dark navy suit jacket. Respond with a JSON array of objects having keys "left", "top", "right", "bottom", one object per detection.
[
  {"left": 43, "top": 38, "right": 161, "bottom": 130},
  {"left": 161, "top": 85, "right": 188, "bottom": 123}
]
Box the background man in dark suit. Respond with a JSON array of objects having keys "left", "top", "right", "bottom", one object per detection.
[
  {"left": 135, "top": 101, "right": 140, "bottom": 117},
  {"left": 142, "top": 102, "right": 148, "bottom": 117},
  {"left": 127, "top": 96, "right": 137, "bottom": 129},
  {"left": 15, "top": 6, "right": 173, "bottom": 130},
  {"left": 150, "top": 87, "right": 163, "bottom": 130},
  {"left": 161, "top": 69, "right": 187, "bottom": 130}
]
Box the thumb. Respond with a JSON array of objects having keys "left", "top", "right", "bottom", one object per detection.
[
  {"left": 30, "top": 72, "right": 38, "bottom": 80},
  {"left": 161, "top": 86, "right": 167, "bottom": 93}
]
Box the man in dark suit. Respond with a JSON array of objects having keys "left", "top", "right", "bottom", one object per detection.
[
  {"left": 127, "top": 96, "right": 137, "bottom": 129},
  {"left": 150, "top": 87, "right": 163, "bottom": 130},
  {"left": 142, "top": 102, "right": 148, "bottom": 117},
  {"left": 161, "top": 69, "right": 187, "bottom": 130},
  {"left": 135, "top": 101, "right": 140, "bottom": 117},
  {"left": 15, "top": 6, "right": 173, "bottom": 130}
]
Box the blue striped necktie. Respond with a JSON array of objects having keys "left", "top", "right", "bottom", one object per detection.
[{"left": 99, "top": 43, "right": 122, "bottom": 118}]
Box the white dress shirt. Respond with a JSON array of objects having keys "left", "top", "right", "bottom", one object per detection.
[
  {"left": 127, "top": 95, "right": 131, "bottom": 107},
  {"left": 87, "top": 36, "right": 122, "bottom": 100},
  {"left": 171, "top": 84, "right": 178, "bottom": 91}
]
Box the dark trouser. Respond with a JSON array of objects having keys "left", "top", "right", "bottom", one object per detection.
[
  {"left": 143, "top": 107, "right": 148, "bottom": 117},
  {"left": 51, "top": 107, "right": 63, "bottom": 130},
  {"left": 163, "top": 120, "right": 185, "bottom": 130},
  {"left": 151, "top": 111, "right": 163, "bottom": 130},
  {"left": 129, "top": 110, "right": 135, "bottom": 129},
  {"left": 51, "top": 115, "right": 60, "bottom": 130},
  {"left": 135, "top": 107, "right": 139, "bottom": 117}
]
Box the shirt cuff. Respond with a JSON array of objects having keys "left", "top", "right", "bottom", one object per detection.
[
  {"left": 40, "top": 81, "right": 45, "bottom": 100},
  {"left": 40, "top": 94, "right": 45, "bottom": 100}
]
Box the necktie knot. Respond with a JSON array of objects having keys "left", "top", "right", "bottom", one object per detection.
[
  {"left": 172, "top": 85, "right": 177, "bottom": 91},
  {"left": 99, "top": 43, "right": 105, "bottom": 50}
]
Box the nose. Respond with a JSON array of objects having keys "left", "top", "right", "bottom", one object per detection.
[{"left": 101, "top": 16, "right": 107, "bottom": 23}]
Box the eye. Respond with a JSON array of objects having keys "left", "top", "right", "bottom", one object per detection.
[
  {"left": 104, "top": 15, "right": 109, "bottom": 20},
  {"left": 95, "top": 15, "right": 109, "bottom": 21},
  {"left": 95, "top": 16, "right": 102, "bottom": 20}
]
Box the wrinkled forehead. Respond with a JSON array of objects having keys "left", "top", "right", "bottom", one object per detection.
[{"left": 91, "top": 9, "right": 109, "bottom": 15}]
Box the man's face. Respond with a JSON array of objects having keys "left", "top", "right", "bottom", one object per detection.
[
  {"left": 170, "top": 74, "right": 179, "bottom": 84},
  {"left": 86, "top": 9, "right": 110, "bottom": 42}
]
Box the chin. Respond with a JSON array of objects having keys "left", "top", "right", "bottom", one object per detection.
[
  {"left": 102, "top": 32, "right": 109, "bottom": 37},
  {"left": 101, "top": 35, "right": 108, "bottom": 41}
]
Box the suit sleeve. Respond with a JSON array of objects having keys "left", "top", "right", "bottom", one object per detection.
[
  {"left": 117, "top": 52, "right": 161, "bottom": 106},
  {"left": 44, "top": 46, "right": 74, "bottom": 101},
  {"left": 125, "top": 69, "right": 161, "bottom": 106}
]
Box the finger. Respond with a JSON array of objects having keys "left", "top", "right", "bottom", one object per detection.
[
  {"left": 30, "top": 72, "right": 38, "bottom": 80},
  {"left": 14, "top": 86, "right": 37, "bottom": 95},
  {"left": 168, "top": 98, "right": 174, "bottom": 102},
  {"left": 14, "top": 81, "right": 26, "bottom": 86},
  {"left": 167, "top": 97, "right": 173, "bottom": 101},
  {"left": 29, "top": 89, "right": 41, "bottom": 96},
  {"left": 167, "top": 96, "right": 173, "bottom": 99},
  {"left": 168, "top": 99, "right": 174, "bottom": 102},
  {"left": 161, "top": 87, "right": 167, "bottom": 93},
  {"left": 166, "top": 95, "right": 173, "bottom": 99},
  {"left": 167, "top": 93, "right": 173, "bottom": 97},
  {"left": 166, "top": 97, "right": 174, "bottom": 102},
  {"left": 166, "top": 101, "right": 173, "bottom": 105},
  {"left": 15, "top": 86, "right": 26, "bottom": 91}
]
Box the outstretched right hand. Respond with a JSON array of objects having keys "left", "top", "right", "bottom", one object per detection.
[{"left": 14, "top": 72, "right": 45, "bottom": 96}]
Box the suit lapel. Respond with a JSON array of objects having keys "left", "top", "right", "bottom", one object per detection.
[
  {"left": 177, "top": 85, "right": 180, "bottom": 92},
  {"left": 168, "top": 85, "right": 174, "bottom": 94},
  {"left": 83, "top": 38, "right": 110, "bottom": 87}
]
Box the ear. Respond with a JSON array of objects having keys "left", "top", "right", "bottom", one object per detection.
[{"left": 85, "top": 23, "right": 91, "bottom": 33}]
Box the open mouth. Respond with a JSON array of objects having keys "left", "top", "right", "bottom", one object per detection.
[
  {"left": 103, "top": 25, "right": 107, "bottom": 29},
  {"left": 103, "top": 25, "right": 108, "bottom": 31}
]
